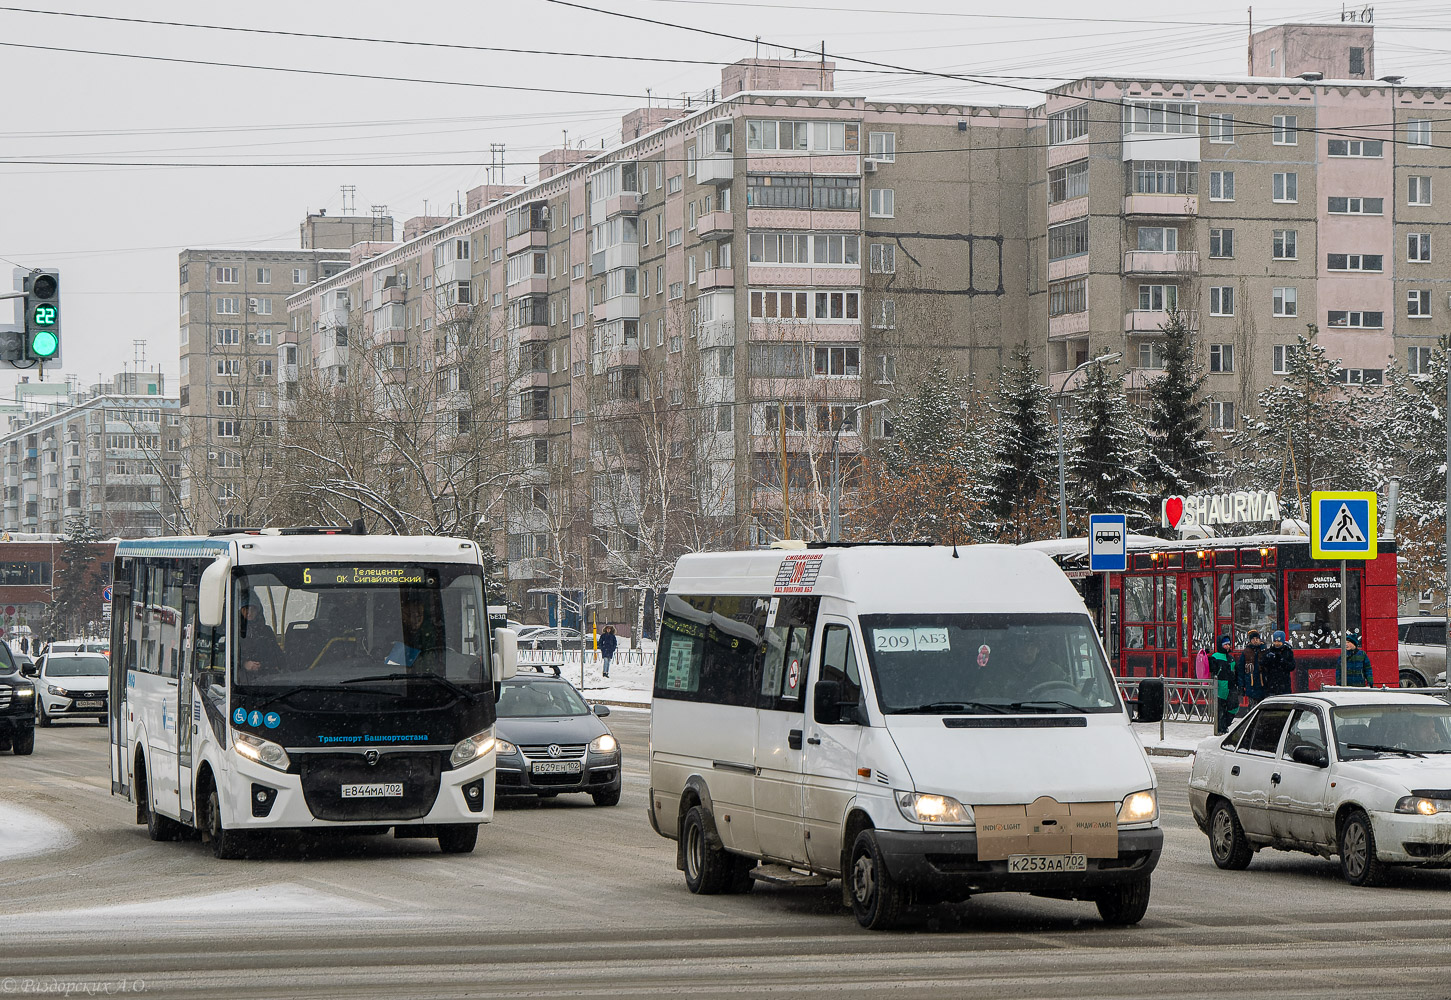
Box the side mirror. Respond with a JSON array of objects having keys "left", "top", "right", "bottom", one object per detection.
[
  {"left": 813, "top": 680, "right": 842, "bottom": 726},
  {"left": 21, "top": 663, "right": 37, "bottom": 677},
  {"left": 492, "top": 627, "right": 518, "bottom": 682},
  {"left": 593, "top": 704, "right": 611, "bottom": 717},
  {"left": 198, "top": 557, "right": 232, "bottom": 629},
  {"left": 1135, "top": 677, "right": 1165, "bottom": 724},
  {"left": 1291, "top": 744, "right": 1329, "bottom": 768}
]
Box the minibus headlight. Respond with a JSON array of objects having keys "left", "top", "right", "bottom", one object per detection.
[
  {"left": 1396, "top": 795, "right": 1450, "bottom": 816},
  {"left": 590, "top": 734, "right": 618, "bottom": 755},
  {"left": 450, "top": 729, "right": 496, "bottom": 769},
  {"left": 1118, "top": 789, "right": 1158, "bottom": 824},
  {"left": 233, "top": 731, "right": 291, "bottom": 772},
  {"left": 895, "top": 790, "right": 972, "bottom": 825}
]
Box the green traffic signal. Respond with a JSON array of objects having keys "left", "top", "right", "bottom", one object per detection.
[{"left": 30, "top": 329, "right": 58, "bottom": 358}]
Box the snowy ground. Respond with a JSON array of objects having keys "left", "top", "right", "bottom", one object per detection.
[{"left": 0, "top": 803, "right": 76, "bottom": 861}]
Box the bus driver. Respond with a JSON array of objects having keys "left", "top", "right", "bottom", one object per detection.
[{"left": 238, "top": 595, "right": 284, "bottom": 676}]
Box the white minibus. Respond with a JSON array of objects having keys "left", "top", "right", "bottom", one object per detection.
[{"left": 647, "top": 543, "right": 1162, "bottom": 929}]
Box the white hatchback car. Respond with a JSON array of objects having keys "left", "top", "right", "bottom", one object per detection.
[
  {"left": 1189, "top": 690, "right": 1451, "bottom": 886},
  {"left": 35, "top": 652, "right": 110, "bottom": 726}
]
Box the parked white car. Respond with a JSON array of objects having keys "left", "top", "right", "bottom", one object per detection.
[
  {"left": 1398, "top": 617, "right": 1445, "bottom": 687},
  {"left": 1189, "top": 690, "right": 1451, "bottom": 886},
  {"left": 35, "top": 652, "right": 110, "bottom": 726}
]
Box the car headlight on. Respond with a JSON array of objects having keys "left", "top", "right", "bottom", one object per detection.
[
  {"left": 450, "top": 728, "right": 496, "bottom": 769},
  {"left": 1119, "top": 789, "right": 1158, "bottom": 824},
  {"left": 590, "top": 733, "right": 618, "bottom": 755},
  {"left": 1396, "top": 795, "right": 1451, "bottom": 816},
  {"left": 233, "top": 731, "right": 291, "bottom": 772},
  {"left": 493, "top": 738, "right": 519, "bottom": 757},
  {"left": 47, "top": 685, "right": 69, "bottom": 697},
  {"left": 14, "top": 685, "right": 34, "bottom": 698},
  {"left": 895, "top": 790, "right": 972, "bottom": 825}
]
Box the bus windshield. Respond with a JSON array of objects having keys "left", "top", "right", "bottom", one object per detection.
[
  {"left": 232, "top": 563, "right": 490, "bottom": 699},
  {"left": 859, "top": 613, "right": 1123, "bottom": 714}
]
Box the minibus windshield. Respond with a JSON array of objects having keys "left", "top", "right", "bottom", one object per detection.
[{"left": 860, "top": 613, "right": 1122, "bottom": 715}]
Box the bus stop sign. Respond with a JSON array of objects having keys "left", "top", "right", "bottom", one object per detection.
[
  {"left": 1088, "top": 513, "right": 1128, "bottom": 572},
  {"left": 1310, "top": 491, "right": 1377, "bottom": 560}
]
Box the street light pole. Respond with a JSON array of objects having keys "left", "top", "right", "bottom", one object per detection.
[
  {"left": 830, "top": 399, "right": 886, "bottom": 542},
  {"left": 1055, "top": 352, "right": 1122, "bottom": 539}
]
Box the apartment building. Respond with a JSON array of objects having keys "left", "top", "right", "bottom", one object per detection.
[
  {"left": 1041, "top": 21, "right": 1446, "bottom": 431},
  {"left": 177, "top": 212, "right": 393, "bottom": 528},
  {"left": 284, "top": 58, "right": 1038, "bottom": 611},
  {"left": 0, "top": 371, "right": 178, "bottom": 537}
]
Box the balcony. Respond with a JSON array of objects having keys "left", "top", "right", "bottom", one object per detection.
[
  {"left": 1048, "top": 311, "right": 1090, "bottom": 339},
  {"left": 697, "top": 211, "right": 733, "bottom": 239},
  {"left": 697, "top": 152, "right": 734, "bottom": 185},
  {"left": 505, "top": 228, "right": 549, "bottom": 256},
  {"left": 1123, "top": 250, "right": 1199, "bottom": 275},
  {"left": 698, "top": 268, "right": 734, "bottom": 291},
  {"left": 1122, "top": 194, "right": 1198, "bottom": 217},
  {"left": 509, "top": 276, "right": 549, "bottom": 299},
  {"left": 435, "top": 258, "right": 472, "bottom": 287},
  {"left": 1124, "top": 309, "right": 1198, "bottom": 333},
  {"left": 600, "top": 192, "right": 641, "bottom": 219}
]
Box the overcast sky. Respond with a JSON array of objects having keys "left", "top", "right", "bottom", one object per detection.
[{"left": 1, "top": 0, "right": 1445, "bottom": 403}]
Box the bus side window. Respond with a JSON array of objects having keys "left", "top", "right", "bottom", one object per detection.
[
  {"left": 760, "top": 596, "right": 819, "bottom": 709},
  {"left": 819, "top": 624, "right": 864, "bottom": 721}
]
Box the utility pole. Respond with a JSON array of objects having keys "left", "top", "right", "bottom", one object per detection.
[{"left": 780, "top": 401, "right": 790, "bottom": 540}]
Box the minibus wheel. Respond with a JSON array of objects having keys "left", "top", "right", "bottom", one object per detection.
[
  {"left": 437, "top": 824, "right": 479, "bottom": 854},
  {"left": 1094, "top": 875, "right": 1151, "bottom": 925},
  {"left": 681, "top": 804, "right": 739, "bottom": 894},
  {"left": 848, "top": 830, "right": 905, "bottom": 930}
]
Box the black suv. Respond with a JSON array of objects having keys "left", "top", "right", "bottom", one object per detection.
[{"left": 0, "top": 642, "right": 36, "bottom": 754}]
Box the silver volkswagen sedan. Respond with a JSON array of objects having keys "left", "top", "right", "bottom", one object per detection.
[{"left": 1189, "top": 690, "right": 1451, "bottom": 886}]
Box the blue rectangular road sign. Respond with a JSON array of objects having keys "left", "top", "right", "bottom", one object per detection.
[
  {"left": 1310, "top": 491, "right": 1377, "bottom": 560},
  {"left": 1088, "top": 514, "right": 1128, "bottom": 572}
]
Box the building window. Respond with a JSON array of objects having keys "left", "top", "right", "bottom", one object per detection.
[
  {"left": 1272, "top": 114, "right": 1297, "bottom": 144},
  {"left": 1209, "top": 286, "right": 1234, "bottom": 316},
  {"left": 1408, "top": 118, "right": 1432, "bottom": 147},
  {"left": 215, "top": 266, "right": 238, "bottom": 283},
  {"left": 1338, "top": 367, "right": 1383, "bottom": 386},
  {"left": 1208, "top": 170, "right": 1234, "bottom": 201},
  {"left": 215, "top": 297, "right": 239, "bottom": 315},
  {"left": 1137, "top": 226, "right": 1177, "bottom": 252},
  {"left": 1137, "top": 342, "right": 1166, "bottom": 370},
  {"left": 1327, "top": 138, "right": 1382, "bottom": 157},
  {"left": 1349, "top": 46, "right": 1366, "bottom": 75},
  {"left": 215, "top": 390, "right": 236, "bottom": 407},
  {"left": 1408, "top": 346, "right": 1434, "bottom": 374},
  {"left": 869, "top": 243, "right": 896, "bottom": 273},
  {"left": 1272, "top": 230, "right": 1297, "bottom": 260},
  {"left": 1047, "top": 219, "right": 1089, "bottom": 261},
  {"left": 1272, "top": 172, "right": 1298, "bottom": 203},
  {"left": 669, "top": 282, "right": 684, "bottom": 300},
  {"left": 1048, "top": 277, "right": 1087, "bottom": 317},
  {"left": 1273, "top": 344, "right": 1296, "bottom": 374},
  {"left": 1328, "top": 196, "right": 1383, "bottom": 215},
  {"left": 667, "top": 175, "right": 682, "bottom": 194},
  {"left": 216, "top": 359, "right": 240, "bottom": 376},
  {"left": 1122, "top": 101, "right": 1198, "bottom": 135},
  {"left": 1409, "top": 175, "right": 1433, "bottom": 206},
  {"left": 215, "top": 328, "right": 240, "bottom": 346},
  {"left": 1408, "top": 289, "right": 1432, "bottom": 317},
  {"left": 812, "top": 346, "right": 861, "bottom": 377},
  {"left": 1048, "top": 160, "right": 1089, "bottom": 203},
  {"left": 1273, "top": 286, "right": 1297, "bottom": 317},
  {"left": 1209, "top": 228, "right": 1234, "bottom": 258},
  {"left": 254, "top": 328, "right": 272, "bottom": 345},
  {"left": 1409, "top": 232, "right": 1432, "bottom": 262},
  {"left": 1048, "top": 105, "right": 1089, "bottom": 144},
  {"left": 1209, "top": 344, "right": 1234, "bottom": 373},
  {"left": 1209, "top": 400, "right": 1236, "bottom": 430},
  {"left": 747, "top": 174, "right": 860, "bottom": 211},
  {"left": 873, "top": 299, "right": 896, "bottom": 329},
  {"left": 868, "top": 131, "right": 896, "bottom": 161},
  {"left": 1207, "top": 114, "right": 1234, "bottom": 142},
  {"left": 292, "top": 268, "right": 307, "bottom": 284},
  {"left": 869, "top": 189, "right": 895, "bottom": 218},
  {"left": 1137, "top": 284, "right": 1178, "bottom": 312},
  {"left": 1327, "top": 253, "right": 1383, "bottom": 272},
  {"left": 1327, "top": 310, "right": 1384, "bottom": 329},
  {"left": 255, "top": 267, "right": 271, "bottom": 284},
  {"left": 667, "top": 228, "right": 683, "bottom": 247},
  {"left": 1128, "top": 160, "right": 1197, "bottom": 195}
]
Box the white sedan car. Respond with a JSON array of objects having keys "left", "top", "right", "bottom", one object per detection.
[
  {"left": 1189, "top": 690, "right": 1451, "bottom": 886},
  {"left": 35, "top": 652, "right": 110, "bottom": 726}
]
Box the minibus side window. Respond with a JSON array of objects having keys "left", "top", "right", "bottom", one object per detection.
[
  {"left": 654, "top": 594, "right": 765, "bottom": 707},
  {"left": 819, "top": 624, "right": 864, "bottom": 723},
  {"left": 760, "top": 596, "right": 820, "bottom": 710}
]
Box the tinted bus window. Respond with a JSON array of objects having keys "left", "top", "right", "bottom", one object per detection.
[
  {"left": 760, "top": 596, "right": 819, "bottom": 710},
  {"left": 655, "top": 594, "right": 766, "bottom": 707}
]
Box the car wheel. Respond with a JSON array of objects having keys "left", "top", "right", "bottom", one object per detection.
[
  {"left": 848, "top": 829, "right": 907, "bottom": 930},
  {"left": 1095, "top": 875, "right": 1152, "bottom": 925},
  {"left": 203, "top": 781, "right": 247, "bottom": 860},
  {"left": 37, "top": 705, "right": 51, "bottom": 728},
  {"left": 681, "top": 804, "right": 736, "bottom": 895},
  {"left": 11, "top": 728, "right": 33, "bottom": 756},
  {"left": 1339, "top": 809, "right": 1387, "bottom": 887},
  {"left": 437, "top": 824, "right": 479, "bottom": 854},
  {"left": 1399, "top": 669, "right": 1426, "bottom": 688},
  {"left": 1209, "top": 800, "right": 1253, "bottom": 870},
  {"left": 591, "top": 787, "right": 622, "bottom": 807}
]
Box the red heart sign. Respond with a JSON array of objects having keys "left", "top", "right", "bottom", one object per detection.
[{"left": 1165, "top": 497, "right": 1184, "bottom": 528}]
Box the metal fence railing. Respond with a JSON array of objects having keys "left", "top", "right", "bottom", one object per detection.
[{"left": 1118, "top": 677, "right": 1216, "bottom": 725}]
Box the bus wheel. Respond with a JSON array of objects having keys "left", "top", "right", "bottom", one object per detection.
[
  {"left": 204, "top": 781, "right": 246, "bottom": 859},
  {"left": 437, "top": 824, "right": 478, "bottom": 854},
  {"left": 137, "top": 760, "right": 182, "bottom": 842}
]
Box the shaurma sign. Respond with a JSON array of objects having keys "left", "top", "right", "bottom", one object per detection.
[{"left": 1161, "top": 490, "right": 1282, "bottom": 529}]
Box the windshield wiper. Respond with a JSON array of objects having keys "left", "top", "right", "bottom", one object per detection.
[
  {"left": 892, "top": 701, "right": 1011, "bottom": 715},
  {"left": 1008, "top": 700, "right": 1094, "bottom": 713},
  {"left": 342, "top": 672, "right": 479, "bottom": 703},
  {"left": 1346, "top": 742, "right": 1425, "bottom": 758}
]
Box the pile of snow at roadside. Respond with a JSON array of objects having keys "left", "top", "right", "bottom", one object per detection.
[
  {"left": 0, "top": 803, "right": 76, "bottom": 861},
  {"left": 519, "top": 645, "right": 653, "bottom": 706}
]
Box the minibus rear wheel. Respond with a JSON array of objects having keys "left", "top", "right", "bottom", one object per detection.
[
  {"left": 848, "top": 830, "right": 905, "bottom": 930},
  {"left": 682, "top": 804, "right": 746, "bottom": 894}
]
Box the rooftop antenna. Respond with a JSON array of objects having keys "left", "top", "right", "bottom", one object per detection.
[
  {"left": 489, "top": 143, "right": 506, "bottom": 185},
  {"left": 370, "top": 204, "right": 388, "bottom": 240},
  {"left": 341, "top": 184, "right": 356, "bottom": 214},
  {"left": 133, "top": 339, "right": 146, "bottom": 366}
]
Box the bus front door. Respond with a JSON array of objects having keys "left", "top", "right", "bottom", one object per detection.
[{"left": 176, "top": 597, "right": 198, "bottom": 824}]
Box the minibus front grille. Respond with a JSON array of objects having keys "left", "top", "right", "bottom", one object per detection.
[{"left": 297, "top": 752, "right": 443, "bottom": 821}]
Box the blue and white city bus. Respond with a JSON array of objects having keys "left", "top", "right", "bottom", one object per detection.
[{"left": 108, "top": 528, "right": 519, "bottom": 858}]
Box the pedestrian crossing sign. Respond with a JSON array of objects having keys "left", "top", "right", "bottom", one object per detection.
[{"left": 1310, "top": 491, "right": 1377, "bottom": 560}]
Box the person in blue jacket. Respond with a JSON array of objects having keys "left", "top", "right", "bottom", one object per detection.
[{"left": 598, "top": 624, "right": 618, "bottom": 679}]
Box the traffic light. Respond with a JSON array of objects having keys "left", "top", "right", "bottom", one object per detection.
[{"left": 24, "top": 269, "right": 59, "bottom": 363}]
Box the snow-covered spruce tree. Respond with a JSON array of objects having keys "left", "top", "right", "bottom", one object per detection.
[
  {"left": 1379, "top": 338, "right": 1448, "bottom": 606},
  {"left": 886, "top": 361, "right": 967, "bottom": 471},
  {"left": 986, "top": 348, "right": 1055, "bottom": 542},
  {"left": 1069, "top": 359, "right": 1150, "bottom": 530},
  {"left": 1141, "top": 311, "right": 1213, "bottom": 501}
]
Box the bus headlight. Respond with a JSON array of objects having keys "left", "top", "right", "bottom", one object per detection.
[
  {"left": 590, "top": 734, "right": 618, "bottom": 755},
  {"left": 233, "top": 731, "right": 291, "bottom": 772},
  {"left": 895, "top": 790, "right": 972, "bottom": 825},
  {"left": 1119, "top": 789, "right": 1158, "bottom": 824},
  {"left": 450, "top": 729, "right": 496, "bottom": 769}
]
